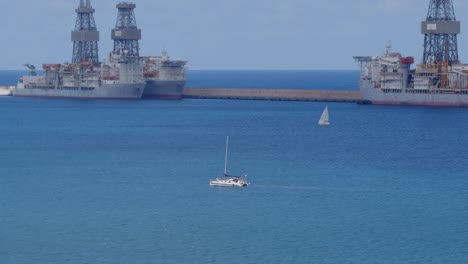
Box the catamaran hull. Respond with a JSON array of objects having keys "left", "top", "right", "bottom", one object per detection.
[
  {"left": 209, "top": 182, "right": 248, "bottom": 187},
  {"left": 12, "top": 82, "right": 145, "bottom": 99},
  {"left": 359, "top": 80, "right": 468, "bottom": 107}
]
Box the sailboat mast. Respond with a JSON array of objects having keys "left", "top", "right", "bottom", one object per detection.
[{"left": 224, "top": 136, "right": 229, "bottom": 175}]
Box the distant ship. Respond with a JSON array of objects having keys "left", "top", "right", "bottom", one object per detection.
[
  {"left": 353, "top": 0, "right": 468, "bottom": 107},
  {"left": 354, "top": 43, "right": 468, "bottom": 107},
  {"left": 14, "top": 54, "right": 145, "bottom": 99},
  {"left": 13, "top": 0, "right": 146, "bottom": 100},
  {"left": 142, "top": 50, "right": 187, "bottom": 100}
]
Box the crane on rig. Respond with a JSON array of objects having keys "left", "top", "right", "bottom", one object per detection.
[{"left": 23, "top": 64, "right": 37, "bottom": 76}]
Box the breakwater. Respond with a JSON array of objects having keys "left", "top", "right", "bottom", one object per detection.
[
  {"left": 1, "top": 86, "right": 362, "bottom": 102},
  {"left": 183, "top": 88, "right": 361, "bottom": 102}
]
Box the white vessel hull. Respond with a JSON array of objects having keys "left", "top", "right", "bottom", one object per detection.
[
  {"left": 360, "top": 80, "right": 468, "bottom": 107},
  {"left": 209, "top": 180, "right": 248, "bottom": 187},
  {"left": 0, "top": 88, "right": 12, "bottom": 96}
]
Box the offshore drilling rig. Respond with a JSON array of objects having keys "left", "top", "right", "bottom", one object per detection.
[
  {"left": 111, "top": 2, "right": 141, "bottom": 57},
  {"left": 14, "top": 0, "right": 145, "bottom": 99},
  {"left": 421, "top": 0, "right": 460, "bottom": 65},
  {"left": 353, "top": 0, "right": 468, "bottom": 106},
  {"left": 71, "top": 0, "right": 100, "bottom": 64},
  {"left": 107, "top": 2, "right": 143, "bottom": 84},
  {"left": 419, "top": 0, "right": 460, "bottom": 88},
  {"left": 15, "top": 0, "right": 186, "bottom": 100},
  {"left": 107, "top": 2, "right": 187, "bottom": 99}
]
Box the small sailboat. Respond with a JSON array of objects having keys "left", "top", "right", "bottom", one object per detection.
[
  {"left": 318, "top": 106, "right": 330, "bottom": 126},
  {"left": 209, "top": 136, "right": 249, "bottom": 187}
]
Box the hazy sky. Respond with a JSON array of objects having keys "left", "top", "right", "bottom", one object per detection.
[{"left": 2, "top": 0, "right": 468, "bottom": 70}]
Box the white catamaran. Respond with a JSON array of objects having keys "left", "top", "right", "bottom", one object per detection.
[
  {"left": 209, "top": 136, "right": 249, "bottom": 187},
  {"left": 318, "top": 106, "right": 330, "bottom": 126}
]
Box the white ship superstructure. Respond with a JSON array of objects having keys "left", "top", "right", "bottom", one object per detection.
[
  {"left": 354, "top": 43, "right": 468, "bottom": 106},
  {"left": 14, "top": 58, "right": 145, "bottom": 99},
  {"left": 353, "top": 0, "right": 468, "bottom": 106}
]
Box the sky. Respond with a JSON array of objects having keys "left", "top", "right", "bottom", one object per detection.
[{"left": 1, "top": 0, "right": 468, "bottom": 70}]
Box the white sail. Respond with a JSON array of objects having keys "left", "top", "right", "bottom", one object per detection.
[{"left": 318, "top": 106, "right": 330, "bottom": 126}]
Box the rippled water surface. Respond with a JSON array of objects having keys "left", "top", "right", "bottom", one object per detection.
[{"left": 0, "top": 71, "right": 468, "bottom": 263}]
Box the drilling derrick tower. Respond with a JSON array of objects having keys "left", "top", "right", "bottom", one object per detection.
[
  {"left": 421, "top": 0, "right": 460, "bottom": 65},
  {"left": 112, "top": 2, "right": 141, "bottom": 57},
  {"left": 71, "top": 0, "right": 99, "bottom": 64}
]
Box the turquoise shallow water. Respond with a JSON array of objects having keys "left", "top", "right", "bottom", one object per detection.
[{"left": 1, "top": 96, "right": 468, "bottom": 263}]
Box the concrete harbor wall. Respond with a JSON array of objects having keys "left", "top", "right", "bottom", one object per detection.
[{"left": 183, "top": 88, "right": 362, "bottom": 102}]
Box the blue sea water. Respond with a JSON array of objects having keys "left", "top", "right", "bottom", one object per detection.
[
  {"left": 0, "top": 70, "right": 25, "bottom": 86},
  {"left": 1, "top": 71, "right": 468, "bottom": 263}
]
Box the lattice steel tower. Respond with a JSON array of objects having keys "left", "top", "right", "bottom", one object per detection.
[
  {"left": 71, "top": 0, "right": 99, "bottom": 64},
  {"left": 111, "top": 2, "right": 141, "bottom": 57},
  {"left": 421, "top": 0, "right": 460, "bottom": 65}
]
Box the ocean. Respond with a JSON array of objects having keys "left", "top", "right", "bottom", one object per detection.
[{"left": 1, "top": 71, "right": 468, "bottom": 263}]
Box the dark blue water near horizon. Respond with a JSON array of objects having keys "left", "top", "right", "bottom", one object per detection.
[
  {"left": 186, "top": 70, "right": 360, "bottom": 90},
  {"left": 1, "top": 71, "right": 468, "bottom": 263}
]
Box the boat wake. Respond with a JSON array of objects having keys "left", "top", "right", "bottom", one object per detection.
[{"left": 254, "top": 184, "right": 378, "bottom": 192}]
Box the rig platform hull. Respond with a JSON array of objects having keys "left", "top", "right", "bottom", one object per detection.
[
  {"left": 143, "top": 80, "right": 185, "bottom": 100},
  {"left": 359, "top": 80, "right": 468, "bottom": 107},
  {"left": 12, "top": 82, "right": 145, "bottom": 100}
]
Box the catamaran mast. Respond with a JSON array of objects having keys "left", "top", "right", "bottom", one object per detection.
[{"left": 224, "top": 136, "right": 229, "bottom": 175}]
